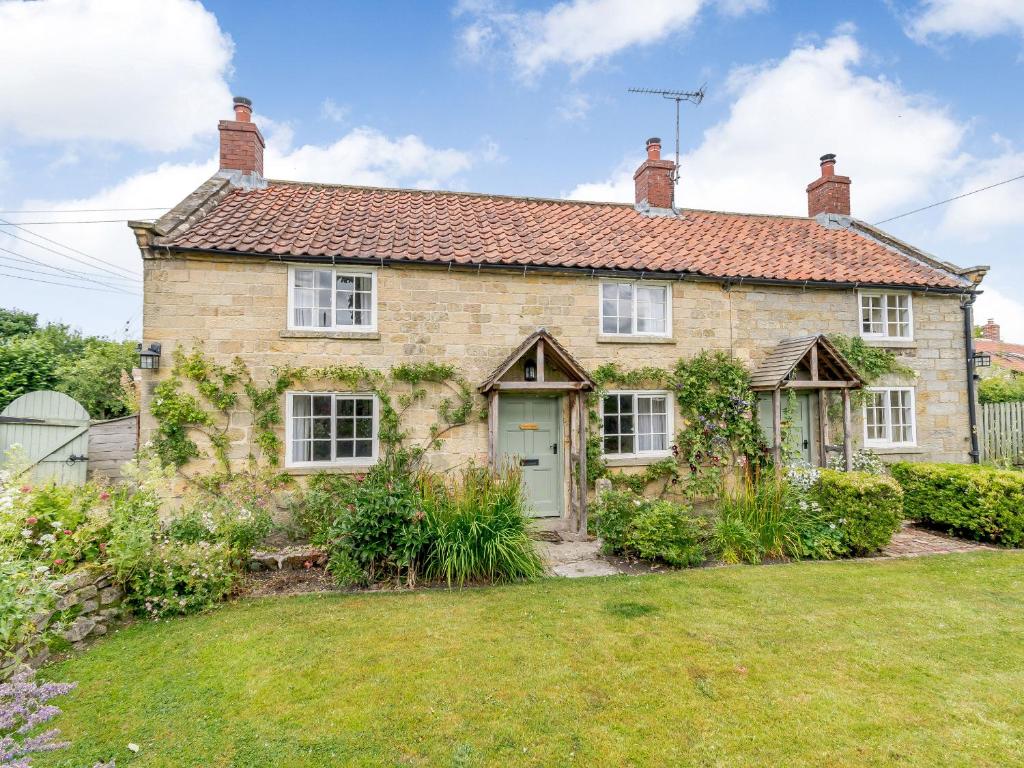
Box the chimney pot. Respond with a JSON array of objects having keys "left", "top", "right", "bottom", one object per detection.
[
  {"left": 981, "top": 318, "right": 1001, "bottom": 342},
  {"left": 233, "top": 96, "right": 253, "bottom": 122},
  {"left": 807, "top": 152, "right": 851, "bottom": 217},
  {"left": 646, "top": 137, "right": 662, "bottom": 161}
]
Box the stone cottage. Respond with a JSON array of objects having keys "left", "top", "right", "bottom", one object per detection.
[{"left": 131, "top": 97, "right": 987, "bottom": 534}]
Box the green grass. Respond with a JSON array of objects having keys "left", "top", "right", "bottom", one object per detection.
[{"left": 38, "top": 552, "right": 1024, "bottom": 767}]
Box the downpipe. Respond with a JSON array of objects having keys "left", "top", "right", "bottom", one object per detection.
[{"left": 962, "top": 294, "right": 981, "bottom": 464}]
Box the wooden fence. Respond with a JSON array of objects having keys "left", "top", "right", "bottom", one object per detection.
[{"left": 979, "top": 401, "right": 1024, "bottom": 464}]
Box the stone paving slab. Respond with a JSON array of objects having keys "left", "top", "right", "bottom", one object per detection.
[{"left": 537, "top": 540, "right": 626, "bottom": 577}]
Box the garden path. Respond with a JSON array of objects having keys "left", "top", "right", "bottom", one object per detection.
[{"left": 882, "top": 521, "right": 993, "bottom": 558}]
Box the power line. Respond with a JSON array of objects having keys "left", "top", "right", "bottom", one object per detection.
[
  {"left": 0, "top": 258, "right": 136, "bottom": 294},
  {"left": 0, "top": 219, "right": 156, "bottom": 225},
  {"left": 0, "top": 222, "right": 141, "bottom": 281},
  {"left": 0, "top": 216, "right": 142, "bottom": 278},
  {"left": 875, "top": 173, "right": 1024, "bottom": 225},
  {"left": 0, "top": 248, "right": 138, "bottom": 293},
  {"left": 0, "top": 207, "right": 170, "bottom": 214},
  {"left": 0, "top": 268, "right": 141, "bottom": 295}
]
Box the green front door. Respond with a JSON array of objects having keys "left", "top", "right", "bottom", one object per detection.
[
  {"left": 756, "top": 392, "right": 815, "bottom": 464},
  {"left": 498, "top": 396, "right": 562, "bottom": 517}
]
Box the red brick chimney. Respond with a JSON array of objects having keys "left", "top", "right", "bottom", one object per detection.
[
  {"left": 981, "top": 318, "right": 1001, "bottom": 342},
  {"left": 806, "top": 153, "right": 851, "bottom": 217},
  {"left": 634, "top": 137, "right": 676, "bottom": 210},
  {"left": 219, "top": 96, "right": 264, "bottom": 178}
]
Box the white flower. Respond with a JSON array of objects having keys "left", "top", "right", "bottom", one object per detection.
[{"left": 21, "top": 528, "right": 32, "bottom": 538}]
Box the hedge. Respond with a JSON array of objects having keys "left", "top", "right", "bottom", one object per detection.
[
  {"left": 890, "top": 462, "right": 1024, "bottom": 547},
  {"left": 814, "top": 470, "right": 904, "bottom": 555}
]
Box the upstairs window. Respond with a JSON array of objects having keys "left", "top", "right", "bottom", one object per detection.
[
  {"left": 286, "top": 392, "right": 378, "bottom": 467},
  {"left": 600, "top": 281, "right": 670, "bottom": 337},
  {"left": 860, "top": 291, "right": 912, "bottom": 340},
  {"left": 601, "top": 392, "right": 672, "bottom": 458},
  {"left": 864, "top": 387, "right": 916, "bottom": 448},
  {"left": 289, "top": 266, "right": 376, "bottom": 331}
]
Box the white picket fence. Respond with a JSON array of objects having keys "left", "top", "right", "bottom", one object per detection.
[{"left": 979, "top": 401, "right": 1024, "bottom": 464}]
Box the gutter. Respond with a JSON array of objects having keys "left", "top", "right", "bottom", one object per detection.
[
  {"left": 159, "top": 246, "right": 979, "bottom": 296},
  {"left": 962, "top": 294, "right": 981, "bottom": 463}
]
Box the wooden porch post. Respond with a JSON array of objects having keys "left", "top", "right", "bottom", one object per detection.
[
  {"left": 772, "top": 387, "right": 782, "bottom": 469},
  {"left": 842, "top": 387, "right": 853, "bottom": 471},
  {"left": 487, "top": 390, "right": 499, "bottom": 468},
  {"left": 577, "top": 392, "right": 588, "bottom": 537},
  {"left": 817, "top": 389, "right": 829, "bottom": 467}
]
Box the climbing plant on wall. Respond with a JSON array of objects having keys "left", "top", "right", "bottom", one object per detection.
[
  {"left": 586, "top": 353, "right": 768, "bottom": 499},
  {"left": 149, "top": 346, "right": 481, "bottom": 479}
]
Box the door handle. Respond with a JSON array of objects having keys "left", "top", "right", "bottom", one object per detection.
[
  {"left": 551, "top": 442, "right": 558, "bottom": 455},
  {"left": 802, "top": 439, "right": 809, "bottom": 449}
]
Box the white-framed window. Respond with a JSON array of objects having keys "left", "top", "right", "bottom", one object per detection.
[
  {"left": 287, "top": 265, "right": 377, "bottom": 331},
  {"left": 284, "top": 392, "right": 379, "bottom": 467},
  {"left": 599, "top": 280, "right": 671, "bottom": 337},
  {"left": 863, "top": 387, "right": 916, "bottom": 448},
  {"left": 859, "top": 291, "right": 912, "bottom": 340},
  {"left": 600, "top": 391, "right": 673, "bottom": 458}
]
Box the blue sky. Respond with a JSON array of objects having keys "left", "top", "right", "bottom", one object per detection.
[{"left": 1, "top": 0, "right": 1022, "bottom": 340}]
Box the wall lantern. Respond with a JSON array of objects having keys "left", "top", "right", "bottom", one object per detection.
[
  {"left": 523, "top": 358, "right": 537, "bottom": 382},
  {"left": 137, "top": 341, "right": 162, "bottom": 370},
  {"left": 973, "top": 351, "right": 992, "bottom": 368}
]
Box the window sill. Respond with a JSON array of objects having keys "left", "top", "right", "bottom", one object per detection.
[
  {"left": 864, "top": 446, "right": 923, "bottom": 455},
  {"left": 284, "top": 464, "right": 377, "bottom": 476},
  {"left": 603, "top": 454, "right": 673, "bottom": 467},
  {"left": 280, "top": 330, "right": 380, "bottom": 340},
  {"left": 597, "top": 335, "right": 675, "bottom": 345},
  {"left": 860, "top": 337, "right": 916, "bottom": 349}
]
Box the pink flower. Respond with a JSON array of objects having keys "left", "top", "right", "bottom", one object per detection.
[
  {"left": 20, "top": 485, "right": 31, "bottom": 493},
  {"left": 64, "top": 529, "right": 73, "bottom": 536},
  {"left": 99, "top": 542, "right": 107, "bottom": 552},
  {"left": 53, "top": 558, "right": 65, "bottom": 565},
  {"left": 99, "top": 492, "right": 111, "bottom": 501},
  {"left": 25, "top": 516, "right": 38, "bottom": 525}
]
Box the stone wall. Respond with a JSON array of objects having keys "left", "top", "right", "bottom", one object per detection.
[
  {"left": 2, "top": 567, "right": 126, "bottom": 674},
  {"left": 139, "top": 254, "right": 973, "bottom": 477}
]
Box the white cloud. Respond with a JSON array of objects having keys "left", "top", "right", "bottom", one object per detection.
[
  {"left": 567, "top": 33, "right": 966, "bottom": 222},
  {"left": 904, "top": 0, "right": 1024, "bottom": 42},
  {"left": 320, "top": 98, "right": 350, "bottom": 124},
  {"left": 557, "top": 92, "right": 593, "bottom": 122},
  {"left": 0, "top": 0, "right": 233, "bottom": 152},
  {"left": 939, "top": 144, "right": 1024, "bottom": 238},
  {"left": 976, "top": 288, "right": 1024, "bottom": 344},
  {"left": 457, "top": 0, "right": 762, "bottom": 78}
]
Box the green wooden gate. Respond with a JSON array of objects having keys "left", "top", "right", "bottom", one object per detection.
[{"left": 0, "top": 391, "right": 90, "bottom": 485}]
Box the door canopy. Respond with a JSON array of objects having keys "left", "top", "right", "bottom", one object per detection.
[
  {"left": 750, "top": 334, "right": 864, "bottom": 392},
  {"left": 479, "top": 328, "right": 595, "bottom": 394}
]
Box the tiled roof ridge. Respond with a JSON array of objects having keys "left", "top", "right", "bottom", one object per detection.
[{"left": 262, "top": 178, "right": 814, "bottom": 221}]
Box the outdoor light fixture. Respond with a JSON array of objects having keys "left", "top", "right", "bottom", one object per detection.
[
  {"left": 524, "top": 358, "right": 537, "bottom": 382},
  {"left": 973, "top": 351, "right": 992, "bottom": 368},
  {"left": 137, "top": 341, "right": 162, "bottom": 370}
]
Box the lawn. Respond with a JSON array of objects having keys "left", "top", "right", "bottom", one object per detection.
[{"left": 38, "top": 551, "right": 1024, "bottom": 768}]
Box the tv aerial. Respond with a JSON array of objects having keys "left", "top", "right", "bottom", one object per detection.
[{"left": 627, "top": 86, "right": 705, "bottom": 184}]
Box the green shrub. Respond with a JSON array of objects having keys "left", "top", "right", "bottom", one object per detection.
[
  {"left": 421, "top": 465, "right": 544, "bottom": 586},
  {"left": 0, "top": 547, "right": 56, "bottom": 658},
  {"left": 813, "top": 470, "right": 903, "bottom": 555},
  {"left": 119, "top": 540, "right": 235, "bottom": 619},
  {"left": 715, "top": 477, "right": 807, "bottom": 561},
  {"left": 594, "top": 489, "right": 706, "bottom": 567},
  {"left": 890, "top": 462, "right": 1024, "bottom": 546},
  {"left": 625, "top": 501, "right": 706, "bottom": 567},
  {"left": 168, "top": 498, "right": 272, "bottom": 557},
  {"left": 709, "top": 515, "right": 761, "bottom": 564},
  {"left": 327, "top": 548, "right": 367, "bottom": 588},
  {"left": 977, "top": 375, "right": 1024, "bottom": 405}
]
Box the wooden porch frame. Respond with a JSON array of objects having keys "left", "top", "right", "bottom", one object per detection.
[
  {"left": 751, "top": 335, "right": 864, "bottom": 470},
  {"left": 480, "top": 328, "right": 595, "bottom": 536}
]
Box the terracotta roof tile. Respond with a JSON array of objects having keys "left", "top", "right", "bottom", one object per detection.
[
  {"left": 975, "top": 339, "right": 1024, "bottom": 374},
  {"left": 162, "top": 181, "right": 969, "bottom": 289}
]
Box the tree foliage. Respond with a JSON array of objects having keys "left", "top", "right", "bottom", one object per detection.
[{"left": 0, "top": 306, "right": 138, "bottom": 418}]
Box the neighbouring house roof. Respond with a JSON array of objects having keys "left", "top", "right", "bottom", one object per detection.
[
  {"left": 750, "top": 335, "right": 864, "bottom": 391},
  {"left": 144, "top": 178, "right": 981, "bottom": 292},
  {"left": 975, "top": 339, "right": 1024, "bottom": 374}
]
